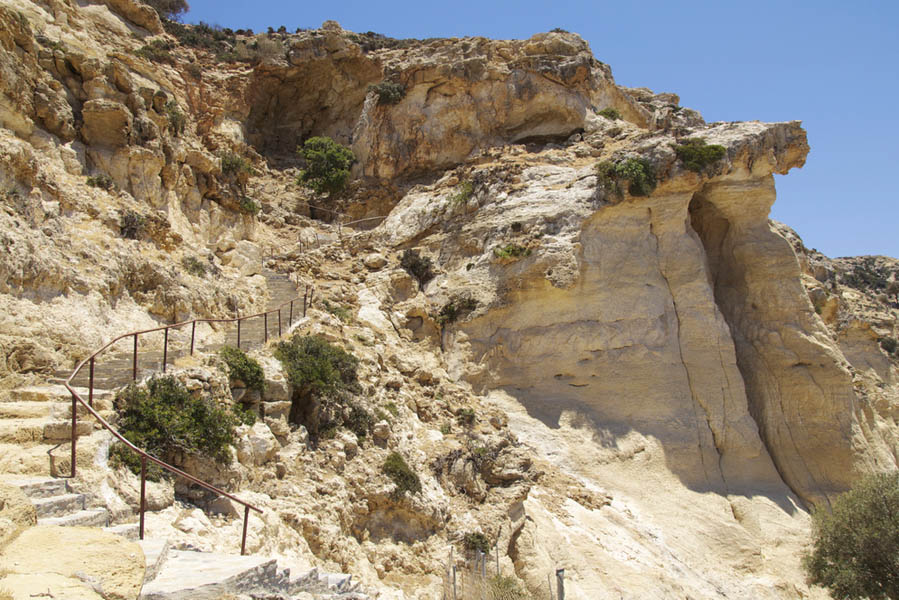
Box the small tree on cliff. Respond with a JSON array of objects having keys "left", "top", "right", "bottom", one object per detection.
[
  {"left": 142, "top": 0, "right": 189, "bottom": 21},
  {"left": 296, "top": 137, "right": 355, "bottom": 197},
  {"left": 803, "top": 472, "right": 899, "bottom": 599}
]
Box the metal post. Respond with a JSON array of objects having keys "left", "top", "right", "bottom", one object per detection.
[
  {"left": 452, "top": 566, "right": 457, "bottom": 600},
  {"left": 556, "top": 569, "right": 565, "bottom": 600},
  {"left": 237, "top": 319, "right": 241, "bottom": 349},
  {"left": 482, "top": 552, "right": 486, "bottom": 578},
  {"left": 162, "top": 327, "right": 168, "bottom": 373},
  {"left": 139, "top": 456, "right": 146, "bottom": 540},
  {"left": 263, "top": 313, "right": 268, "bottom": 343},
  {"left": 190, "top": 321, "right": 196, "bottom": 355},
  {"left": 277, "top": 308, "right": 282, "bottom": 337},
  {"left": 289, "top": 300, "right": 293, "bottom": 325},
  {"left": 70, "top": 392, "right": 77, "bottom": 478},
  {"left": 132, "top": 334, "right": 138, "bottom": 381},
  {"left": 88, "top": 357, "right": 94, "bottom": 407},
  {"left": 241, "top": 505, "right": 250, "bottom": 555},
  {"left": 303, "top": 287, "right": 308, "bottom": 317}
]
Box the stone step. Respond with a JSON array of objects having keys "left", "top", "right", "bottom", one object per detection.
[
  {"left": 139, "top": 550, "right": 280, "bottom": 600},
  {"left": 38, "top": 507, "right": 108, "bottom": 528},
  {"left": 32, "top": 492, "right": 85, "bottom": 518},
  {"left": 138, "top": 537, "right": 171, "bottom": 584},
  {"left": 0, "top": 418, "right": 47, "bottom": 445},
  {"left": 5, "top": 384, "right": 112, "bottom": 403},
  {"left": 104, "top": 522, "right": 140, "bottom": 540},
  {"left": 0, "top": 442, "right": 68, "bottom": 476},
  {"left": 7, "top": 476, "right": 68, "bottom": 499},
  {"left": 0, "top": 400, "right": 111, "bottom": 420},
  {"left": 43, "top": 419, "right": 94, "bottom": 442}
]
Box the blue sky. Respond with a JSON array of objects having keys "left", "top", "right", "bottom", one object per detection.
[{"left": 184, "top": 1, "right": 898, "bottom": 258}]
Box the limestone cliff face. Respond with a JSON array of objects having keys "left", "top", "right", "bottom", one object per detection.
[{"left": 3, "top": 3, "right": 899, "bottom": 598}]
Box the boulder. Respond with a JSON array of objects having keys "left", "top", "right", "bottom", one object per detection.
[{"left": 81, "top": 99, "right": 132, "bottom": 147}]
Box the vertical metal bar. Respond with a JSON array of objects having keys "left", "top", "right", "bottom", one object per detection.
[
  {"left": 162, "top": 327, "right": 169, "bottom": 373},
  {"left": 241, "top": 505, "right": 250, "bottom": 555},
  {"left": 70, "top": 392, "right": 77, "bottom": 478},
  {"left": 88, "top": 357, "right": 94, "bottom": 407},
  {"left": 277, "top": 308, "right": 282, "bottom": 337},
  {"left": 190, "top": 321, "right": 196, "bottom": 355},
  {"left": 139, "top": 456, "right": 146, "bottom": 540},
  {"left": 289, "top": 300, "right": 293, "bottom": 325},
  {"left": 556, "top": 569, "right": 565, "bottom": 600},
  {"left": 237, "top": 319, "right": 241, "bottom": 349},
  {"left": 132, "top": 334, "right": 138, "bottom": 381},
  {"left": 452, "top": 566, "right": 457, "bottom": 600},
  {"left": 303, "top": 287, "right": 308, "bottom": 317},
  {"left": 263, "top": 313, "right": 268, "bottom": 343}
]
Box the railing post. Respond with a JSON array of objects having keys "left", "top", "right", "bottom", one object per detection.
[
  {"left": 303, "top": 287, "right": 308, "bottom": 317},
  {"left": 132, "top": 334, "right": 138, "bottom": 381},
  {"left": 162, "top": 327, "right": 169, "bottom": 373},
  {"left": 70, "top": 392, "right": 77, "bottom": 478},
  {"left": 241, "top": 505, "right": 250, "bottom": 555},
  {"left": 139, "top": 456, "right": 146, "bottom": 540},
  {"left": 88, "top": 357, "right": 94, "bottom": 407},
  {"left": 190, "top": 321, "right": 196, "bottom": 356},
  {"left": 556, "top": 568, "right": 565, "bottom": 600},
  {"left": 263, "top": 313, "right": 268, "bottom": 344},
  {"left": 277, "top": 308, "right": 282, "bottom": 337},
  {"left": 237, "top": 319, "right": 241, "bottom": 349},
  {"left": 289, "top": 300, "right": 293, "bottom": 325}
]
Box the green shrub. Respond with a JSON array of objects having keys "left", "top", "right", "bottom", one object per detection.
[
  {"left": 220, "top": 152, "right": 253, "bottom": 176},
  {"left": 275, "top": 335, "right": 360, "bottom": 438},
  {"left": 385, "top": 401, "right": 399, "bottom": 417},
  {"left": 86, "top": 174, "right": 115, "bottom": 191},
  {"left": 296, "top": 137, "right": 355, "bottom": 196},
  {"left": 220, "top": 346, "right": 265, "bottom": 393},
  {"left": 400, "top": 249, "right": 435, "bottom": 290},
  {"left": 595, "top": 158, "right": 656, "bottom": 198},
  {"left": 120, "top": 209, "right": 145, "bottom": 240},
  {"left": 550, "top": 27, "right": 569, "bottom": 33},
  {"left": 143, "top": 0, "right": 189, "bottom": 20},
  {"left": 238, "top": 196, "right": 260, "bottom": 216},
  {"left": 181, "top": 255, "right": 207, "bottom": 277},
  {"left": 346, "top": 402, "right": 374, "bottom": 439},
  {"left": 109, "top": 375, "right": 241, "bottom": 480},
  {"left": 674, "top": 138, "right": 727, "bottom": 173},
  {"left": 463, "top": 531, "right": 491, "bottom": 554},
  {"left": 321, "top": 299, "right": 352, "bottom": 323},
  {"left": 615, "top": 157, "right": 656, "bottom": 196},
  {"left": 368, "top": 81, "right": 406, "bottom": 105},
  {"left": 457, "top": 407, "right": 476, "bottom": 426},
  {"left": 493, "top": 244, "right": 531, "bottom": 260},
  {"left": 382, "top": 452, "right": 421, "bottom": 498},
  {"left": 440, "top": 422, "right": 451, "bottom": 435},
  {"left": 598, "top": 107, "right": 621, "bottom": 120},
  {"left": 449, "top": 181, "right": 474, "bottom": 205},
  {"left": 803, "top": 472, "right": 899, "bottom": 599},
  {"left": 275, "top": 335, "right": 359, "bottom": 399},
  {"left": 165, "top": 100, "right": 186, "bottom": 136},
  {"left": 881, "top": 337, "right": 898, "bottom": 355},
  {"left": 436, "top": 296, "right": 478, "bottom": 326},
  {"left": 486, "top": 575, "right": 529, "bottom": 600},
  {"left": 134, "top": 39, "right": 175, "bottom": 63}
]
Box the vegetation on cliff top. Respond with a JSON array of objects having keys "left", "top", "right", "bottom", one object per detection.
[{"left": 674, "top": 138, "right": 727, "bottom": 174}]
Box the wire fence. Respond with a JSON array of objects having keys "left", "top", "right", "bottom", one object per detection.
[{"left": 442, "top": 548, "right": 565, "bottom": 600}]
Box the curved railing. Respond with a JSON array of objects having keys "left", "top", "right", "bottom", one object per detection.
[{"left": 64, "top": 284, "right": 315, "bottom": 554}]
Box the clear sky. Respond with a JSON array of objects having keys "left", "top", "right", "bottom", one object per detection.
[{"left": 184, "top": 0, "right": 898, "bottom": 258}]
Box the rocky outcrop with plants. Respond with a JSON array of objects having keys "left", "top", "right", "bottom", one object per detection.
[{"left": 1, "top": 1, "right": 898, "bottom": 598}]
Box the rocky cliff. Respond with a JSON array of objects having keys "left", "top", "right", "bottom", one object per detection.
[{"left": 1, "top": 1, "right": 898, "bottom": 599}]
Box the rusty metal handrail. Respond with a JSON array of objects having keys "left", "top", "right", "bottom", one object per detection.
[{"left": 63, "top": 283, "right": 316, "bottom": 554}]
